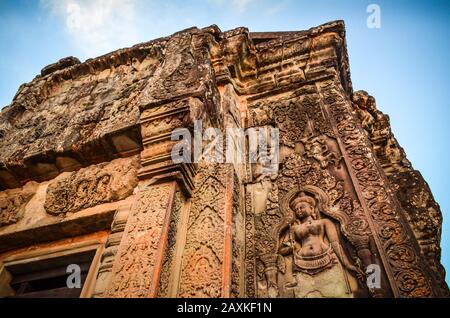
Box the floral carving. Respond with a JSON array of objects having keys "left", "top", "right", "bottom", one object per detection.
[
  {"left": 106, "top": 182, "right": 176, "bottom": 298},
  {"left": 44, "top": 156, "right": 139, "bottom": 215},
  {"left": 178, "top": 163, "right": 227, "bottom": 298},
  {"left": 319, "top": 79, "right": 433, "bottom": 297}
]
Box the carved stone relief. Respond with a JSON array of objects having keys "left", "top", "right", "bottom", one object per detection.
[
  {"left": 157, "top": 189, "right": 185, "bottom": 297},
  {"left": 178, "top": 163, "right": 228, "bottom": 297},
  {"left": 244, "top": 84, "right": 393, "bottom": 298},
  {"left": 0, "top": 185, "right": 36, "bottom": 227},
  {"left": 246, "top": 146, "right": 375, "bottom": 298},
  {"left": 106, "top": 182, "right": 177, "bottom": 298},
  {"left": 1, "top": 21, "right": 447, "bottom": 299},
  {"left": 230, "top": 171, "right": 245, "bottom": 298},
  {"left": 318, "top": 79, "right": 433, "bottom": 297},
  {"left": 277, "top": 187, "right": 363, "bottom": 298},
  {"left": 44, "top": 156, "right": 139, "bottom": 215}
]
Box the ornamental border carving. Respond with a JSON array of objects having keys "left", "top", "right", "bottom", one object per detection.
[{"left": 317, "top": 79, "right": 433, "bottom": 297}]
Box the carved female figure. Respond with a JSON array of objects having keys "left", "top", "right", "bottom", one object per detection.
[{"left": 279, "top": 192, "right": 362, "bottom": 297}]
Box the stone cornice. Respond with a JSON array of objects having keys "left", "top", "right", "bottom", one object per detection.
[{"left": 0, "top": 21, "right": 351, "bottom": 191}]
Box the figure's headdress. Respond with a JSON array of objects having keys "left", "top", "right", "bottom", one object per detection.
[{"left": 289, "top": 193, "right": 316, "bottom": 212}]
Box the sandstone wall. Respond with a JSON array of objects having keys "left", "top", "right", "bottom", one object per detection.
[{"left": 0, "top": 21, "right": 447, "bottom": 298}]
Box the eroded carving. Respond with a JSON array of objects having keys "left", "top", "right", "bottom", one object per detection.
[
  {"left": 303, "top": 135, "right": 341, "bottom": 168},
  {"left": 0, "top": 185, "right": 36, "bottom": 227},
  {"left": 106, "top": 182, "right": 176, "bottom": 298},
  {"left": 319, "top": 79, "right": 433, "bottom": 297},
  {"left": 178, "top": 163, "right": 228, "bottom": 298},
  {"left": 44, "top": 157, "right": 139, "bottom": 215}
]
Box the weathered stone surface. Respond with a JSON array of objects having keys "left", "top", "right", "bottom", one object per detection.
[
  {"left": 0, "top": 20, "right": 447, "bottom": 298},
  {"left": 44, "top": 156, "right": 139, "bottom": 215},
  {"left": 352, "top": 90, "right": 448, "bottom": 296},
  {"left": 40, "top": 56, "right": 81, "bottom": 77},
  {"left": 0, "top": 42, "right": 161, "bottom": 188},
  {"left": 0, "top": 183, "right": 36, "bottom": 227}
]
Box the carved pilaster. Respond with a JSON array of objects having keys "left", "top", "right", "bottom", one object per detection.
[
  {"left": 105, "top": 181, "right": 179, "bottom": 297},
  {"left": 157, "top": 189, "right": 188, "bottom": 297},
  {"left": 177, "top": 163, "right": 234, "bottom": 297},
  {"left": 92, "top": 203, "right": 131, "bottom": 297},
  {"left": 104, "top": 26, "right": 223, "bottom": 298},
  {"left": 103, "top": 97, "right": 200, "bottom": 297},
  {"left": 317, "top": 78, "right": 434, "bottom": 297}
]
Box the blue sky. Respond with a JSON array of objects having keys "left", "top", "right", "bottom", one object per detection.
[{"left": 0, "top": 0, "right": 449, "bottom": 283}]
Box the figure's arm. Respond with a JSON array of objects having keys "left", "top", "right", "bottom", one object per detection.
[
  {"left": 324, "top": 219, "right": 363, "bottom": 276},
  {"left": 278, "top": 225, "right": 294, "bottom": 256}
]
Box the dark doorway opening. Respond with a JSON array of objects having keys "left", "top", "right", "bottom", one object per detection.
[{"left": 7, "top": 249, "right": 96, "bottom": 298}]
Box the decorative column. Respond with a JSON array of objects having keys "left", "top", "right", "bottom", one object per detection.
[
  {"left": 105, "top": 27, "right": 221, "bottom": 298},
  {"left": 317, "top": 78, "right": 434, "bottom": 297},
  {"left": 105, "top": 97, "right": 198, "bottom": 298}
]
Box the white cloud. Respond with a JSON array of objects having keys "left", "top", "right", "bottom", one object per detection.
[
  {"left": 41, "top": 0, "right": 141, "bottom": 58},
  {"left": 208, "top": 0, "right": 257, "bottom": 13},
  {"left": 232, "top": 0, "right": 255, "bottom": 12},
  {"left": 39, "top": 0, "right": 280, "bottom": 59}
]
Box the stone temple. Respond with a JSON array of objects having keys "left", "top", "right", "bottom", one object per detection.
[{"left": 0, "top": 21, "right": 448, "bottom": 298}]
